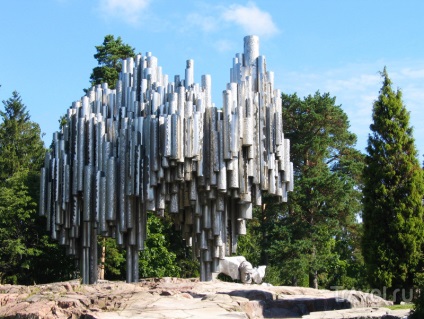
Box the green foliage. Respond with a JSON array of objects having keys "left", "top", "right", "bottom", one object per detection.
[
  {"left": 0, "top": 91, "right": 76, "bottom": 284},
  {"left": 247, "top": 92, "right": 365, "bottom": 289},
  {"left": 362, "top": 68, "right": 424, "bottom": 302},
  {"left": 0, "top": 170, "right": 75, "bottom": 284},
  {"left": 177, "top": 257, "right": 200, "bottom": 278},
  {"left": 410, "top": 273, "right": 424, "bottom": 318},
  {"left": 237, "top": 213, "right": 262, "bottom": 266},
  {"left": 97, "top": 212, "right": 199, "bottom": 281},
  {"left": 164, "top": 214, "right": 199, "bottom": 278},
  {"left": 0, "top": 171, "right": 36, "bottom": 283},
  {"left": 325, "top": 222, "right": 368, "bottom": 289},
  {"left": 139, "top": 213, "right": 181, "bottom": 278},
  {"left": 102, "top": 237, "right": 126, "bottom": 280},
  {"left": 89, "top": 35, "right": 135, "bottom": 89},
  {"left": 0, "top": 91, "right": 45, "bottom": 183},
  {"left": 26, "top": 231, "right": 77, "bottom": 284}
]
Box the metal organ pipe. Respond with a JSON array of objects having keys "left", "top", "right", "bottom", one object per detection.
[{"left": 40, "top": 35, "right": 293, "bottom": 284}]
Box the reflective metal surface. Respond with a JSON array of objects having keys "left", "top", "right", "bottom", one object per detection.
[{"left": 40, "top": 35, "right": 293, "bottom": 284}]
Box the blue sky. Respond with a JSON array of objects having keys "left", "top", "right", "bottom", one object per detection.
[{"left": 1, "top": 0, "right": 423, "bottom": 158}]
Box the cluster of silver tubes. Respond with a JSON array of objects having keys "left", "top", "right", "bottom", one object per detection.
[{"left": 39, "top": 36, "right": 293, "bottom": 284}]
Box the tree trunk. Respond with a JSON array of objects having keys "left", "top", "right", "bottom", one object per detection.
[
  {"left": 260, "top": 203, "right": 268, "bottom": 265},
  {"left": 99, "top": 237, "right": 106, "bottom": 280},
  {"left": 313, "top": 270, "right": 318, "bottom": 289},
  {"left": 309, "top": 270, "right": 318, "bottom": 289},
  {"left": 309, "top": 244, "right": 318, "bottom": 289}
]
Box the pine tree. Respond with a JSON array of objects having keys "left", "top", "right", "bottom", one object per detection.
[
  {"left": 238, "top": 92, "right": 365, "bottom": 288},
  {"left": 89, "top": 35, "right": 135, "bottom": 89},
  {"left": 281, "top": 92, "right": 365, "bottom": 289},
  {"left": 362, "top": 68, "right": 424, "bottom": 303}
]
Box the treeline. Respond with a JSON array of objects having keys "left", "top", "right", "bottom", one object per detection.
[
  {"left": 1, "top": 36, "right": 423, "bottom": 313},
  {"left": 0, "top": 91, "right": 76, "bottom": 284}
]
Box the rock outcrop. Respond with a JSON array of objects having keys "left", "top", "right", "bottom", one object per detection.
[{"left": 0, "top": 278, "right": 409, "bottom": 319}]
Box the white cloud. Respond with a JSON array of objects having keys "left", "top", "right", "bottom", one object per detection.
[
  {"left": 97, "top": 0, "right": 150, "bottom": 25},
  {"left": 182, "top": 2, "right": 279, "bottom": 55},
  {"left": 398, "top": 68, "right": 424, "bottom": 79},
  {"left": 186, "top": 12, "right": 219, "bottom": 33},
  {"left": 221, "top": 2, "right": 279, "bottom": 37}
]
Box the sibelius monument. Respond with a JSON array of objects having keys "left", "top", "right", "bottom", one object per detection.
[{"left": 39, "top": 36, "right": 293, "bottom": 284}]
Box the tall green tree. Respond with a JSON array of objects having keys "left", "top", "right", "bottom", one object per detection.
[
  {"left": 0, "top": 91, "right": 45, "bottom": 182},
  {"left": 0, "top": 170, "right": 39, "bottom": 283},
  {"left": 0, "top": 170, "right": 76, "bottom": 284},
  {"left": 0, "top": 91, "right": 75, "bottom": 284},
  {"left": 89, "top": 35, "right": 135, "bottom": 89},
  {"left": 362, "top": 68, "right": 424, "bottom": 303},
  {"left": 239, "top": 92, "right": 365, "bottom": 288}
]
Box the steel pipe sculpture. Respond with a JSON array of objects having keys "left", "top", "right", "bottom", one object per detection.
[{"left": 39, "top": 35, "right": 294, "bottom": 284}]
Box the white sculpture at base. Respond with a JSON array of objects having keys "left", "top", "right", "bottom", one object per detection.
[{"left": 218, "top": 256, "right": 266, "bottom": 284}]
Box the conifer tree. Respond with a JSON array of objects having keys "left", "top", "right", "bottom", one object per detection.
[
  {"left": 89, "top": 35, "right": 135, "bottom": 89},
  {"left": 0, "top": 91, "right": 45, "bottom": 182},
  {"left": 238, "top": 92, "right": 365, "bottom": 288},
  {"left": 281, "top": 92, "right": 364, "bottom": 289},
  {"left": 362, "top": 68, "right": 424, "bottom": 303},
  {"left": 0, "top": 91, "right": 75, "bottom": 284}
]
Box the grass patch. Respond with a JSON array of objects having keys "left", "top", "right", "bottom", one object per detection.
[{"left": 387, "top": 304, "right": 413, "bottom": 310}]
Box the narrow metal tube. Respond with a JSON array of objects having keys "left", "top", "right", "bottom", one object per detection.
[
  {"left": 89, "top": 222, "right": 98, "bottom": 284},
  {"left": 106, "top": 157, "right": 116, "bottom": 221},
  {"left": 126, "top": 245, "right": 133, "bottom": 283},
  {"left": 77, "top": 119, "right": 85, "bottom": 191},
  {"left": 83, "top": 165, "right": 93, "bottom": 222},
  {"left": 39, "top": 168, "right": 46, "bottom": 216}
]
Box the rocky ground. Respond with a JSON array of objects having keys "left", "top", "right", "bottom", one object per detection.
[{"left": 0, "top": 278, "right": 411, "bottom": 319}]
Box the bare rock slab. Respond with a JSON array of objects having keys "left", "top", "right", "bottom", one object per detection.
[
  {"left": 302, "top": 307, "right": 410, "bottom": 319},
  {"left": 0, "top": 279, "right": 401, "bottom": 319}
]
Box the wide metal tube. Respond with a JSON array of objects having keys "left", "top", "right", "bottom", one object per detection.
[
  {"left": 99, "top": 175, "right": 107, "bottom": 233},
  {"left": 243, "top": 35, "right": 259, "bottom": 67}
]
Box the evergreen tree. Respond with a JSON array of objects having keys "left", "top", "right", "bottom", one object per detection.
[
  {"left": 0, "top": 170, "right": 75, "bottom": 284},
  {"left": 0, "top": 91, "right": 75, "bottom": 284},
  {"left": 0, "top": 91, "right": 45, "bottom": 182},
  {"left": 239, "top": 92, "right": 365, "bottom": 288},
  {"left": 89, "top": 35, "right": 135, "bottom": 89},
  {"left": 362, "top": 68, "right": 424, "bottom": 303}
]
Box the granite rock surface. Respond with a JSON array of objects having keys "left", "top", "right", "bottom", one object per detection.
[{"left": 0, "top": 278, "right": 409, "bottom": 319}]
